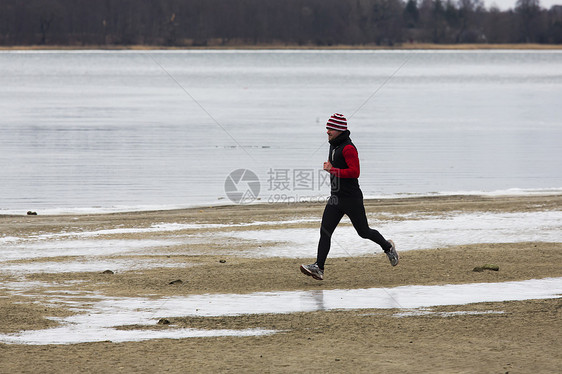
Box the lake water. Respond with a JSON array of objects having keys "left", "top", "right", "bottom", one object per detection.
[{"left": 1, "top": 50, "right": 561, "bottom": 214}]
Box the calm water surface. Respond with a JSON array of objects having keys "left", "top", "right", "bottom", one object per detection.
[{"left": 1, "top": 50, "right": 561, "bottom": 213}]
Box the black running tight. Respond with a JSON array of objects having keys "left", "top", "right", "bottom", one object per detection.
[{"left": 316, "top": 195, "right": 391, "bottom": 269}]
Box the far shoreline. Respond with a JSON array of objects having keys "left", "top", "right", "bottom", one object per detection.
[
  {"left": 1, "top": 43, "right": 562, "bottom": 51},
  {"left": 2, "top": 192, "right": 561, "bottom": 217}
]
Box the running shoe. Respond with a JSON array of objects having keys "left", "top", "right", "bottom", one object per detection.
[
  {"left": 385, "top": 240, "right": 399, "bottom": 266},
  {"left": 300, "top": 263, "right": 324, "bottom": 280}
]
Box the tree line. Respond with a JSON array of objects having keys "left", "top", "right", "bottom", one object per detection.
[{"left": 1, "top": 0, "right": 560, "bottom": 47}]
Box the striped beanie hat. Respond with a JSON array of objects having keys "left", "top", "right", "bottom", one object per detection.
[{"left": 326, "top": 113, "right": 347, "bottom": 131}]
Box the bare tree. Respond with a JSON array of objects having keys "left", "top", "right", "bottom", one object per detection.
[
  {"left": 420, "top": 0, "right": 449, "bottom": 43},
  {"left": 456, "top": 0, "right": 485, "bottom": 42},
  {"left": 515, "top": 0, "right": 544, "bottom": 42}
]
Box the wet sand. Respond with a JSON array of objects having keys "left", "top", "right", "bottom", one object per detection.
[{"left": 0, "top": 194, "right": 561, "bottom": 373}]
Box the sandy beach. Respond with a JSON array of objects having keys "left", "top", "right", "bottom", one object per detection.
[
  {"left": 0, "top": 194, "right": 561, "bottom": 373},
  {"left": 2, "top": 43, "right": 562, "bottom": 50}
]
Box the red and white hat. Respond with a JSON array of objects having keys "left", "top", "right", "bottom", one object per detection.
[{"left": 326, "top": 113, "right": 347, "bottom": 131}]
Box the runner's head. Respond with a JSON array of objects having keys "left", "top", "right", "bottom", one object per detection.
[
  {"left": 326, "top": 113, "right": 347, "bottom": 141},
  {"left": 326, "top": 113, "right": 347, "bottom": 131}
]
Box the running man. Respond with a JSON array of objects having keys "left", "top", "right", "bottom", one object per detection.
[{"left": 300, "top": 113, "right": 398, "bottom": 281}]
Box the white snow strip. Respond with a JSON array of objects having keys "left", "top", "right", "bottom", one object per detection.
[
  {"left": 0, "top": 325, "right": 275, "bottom": 345},
  {"left": 0, "top": 239, "right": 183, "bottom": 262},
  {"left": 0, "top": 218, "right": 318, "bottom": 244},
  {"left": 392, "top": 309, "right": 506, "bottom": 318},
  {"left": 0, "top": 259, "right": 190, "bottom": 274},
  {"left": 216, "top": 210, "right": 562, "bottom": 257}
]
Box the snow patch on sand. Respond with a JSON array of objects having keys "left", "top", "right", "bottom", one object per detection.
[{"left": 216, "top": 210, "right": 562, "bottom": 257}]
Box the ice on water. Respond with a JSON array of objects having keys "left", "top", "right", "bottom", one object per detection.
[{"left": 0, "top": 277, "right": 560, "bottom": 345}]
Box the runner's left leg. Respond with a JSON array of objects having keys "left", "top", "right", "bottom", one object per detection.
[{"left": 316, "top": 197, "right": 344, "bottom": 269}]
